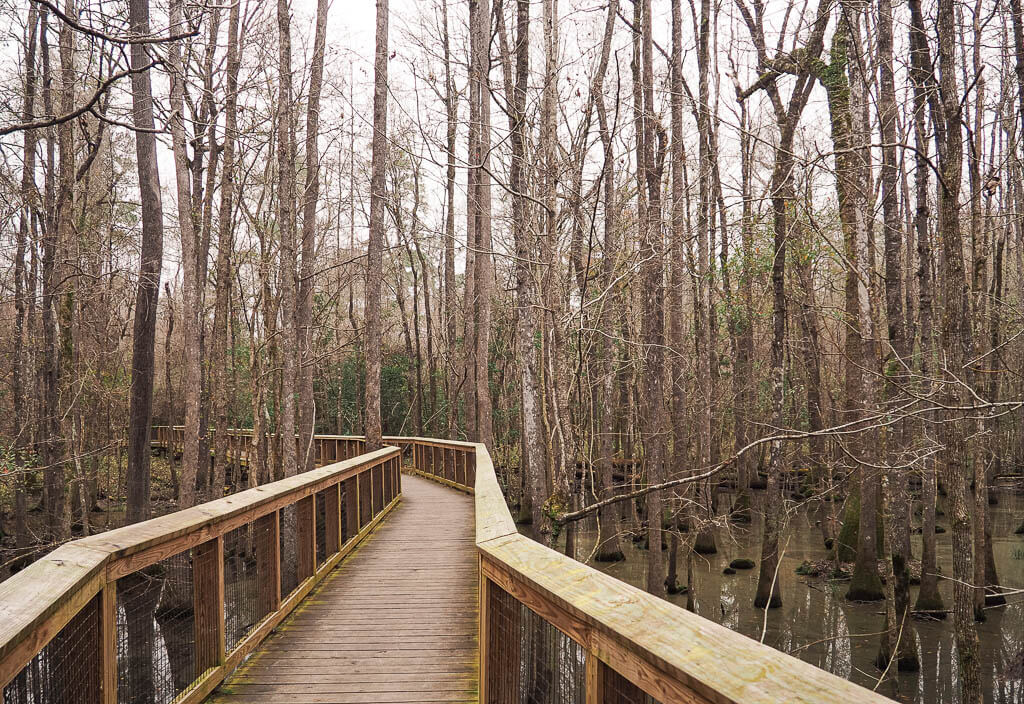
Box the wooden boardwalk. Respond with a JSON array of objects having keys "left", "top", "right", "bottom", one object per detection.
[{"left": 208, "top": 474, "right": 479, "bottom": 703}]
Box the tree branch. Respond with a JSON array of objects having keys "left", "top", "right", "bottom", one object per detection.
[{"left": 0, "top": 60, "right": 161, "bottom": 136}]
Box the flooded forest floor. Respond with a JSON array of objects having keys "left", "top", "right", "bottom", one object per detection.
[{"left": 553, "top": 486, "right": 1024, "bottom": 704}]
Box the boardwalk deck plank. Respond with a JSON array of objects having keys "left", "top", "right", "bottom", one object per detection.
[{"left": 207, "top": 474, "right": 478, "bottom": 704}]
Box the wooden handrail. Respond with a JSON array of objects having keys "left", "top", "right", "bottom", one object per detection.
[{"left": 1, "top": 435, "right": 402, "bottom": 704}]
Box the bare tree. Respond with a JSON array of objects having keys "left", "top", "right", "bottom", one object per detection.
[
  {"left": 125, "top": 0, "right": 166, "bottom": 524},
  {"left": 365, "top": 0, "right": 389, "bottom": 450}
]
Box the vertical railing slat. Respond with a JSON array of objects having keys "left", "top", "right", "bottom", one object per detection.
[
  {"left": 585, "top": 652, "right": 603, "bottom": 704},
  {"left": 100, "top": 586, "right": 116, "bottom": 704}
]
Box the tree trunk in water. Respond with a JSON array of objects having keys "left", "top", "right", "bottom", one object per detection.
[
  {"left": 907, "top": 0, "right": 944, "bottom": 616},
  {"left": 812, "top": 7, "right": 884, "bottom": 602},
  {"left": 636, "top": 0, "right": 666, "bottom": 597},
  {"left": 935, "top": 0, "right": 982, "bottom": 697},
  {"left": 736, "top": 0, "right": 827, "bottom": 611},
  {"left": 593, "top": 0, "right": 624, "bottom": 562},
  {"left": 496, "top": 0, "right": 548, "bottom": 541},
  {"left": 692, "top": 0, "right": 717, "bottom": 558},
  {"left": 876, "top": 0, "right": 917, "bottom": 670}
]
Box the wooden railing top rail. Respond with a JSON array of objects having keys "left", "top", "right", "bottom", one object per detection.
[{"left": 76, "top": 447, "right": 394, "bottom": 564}]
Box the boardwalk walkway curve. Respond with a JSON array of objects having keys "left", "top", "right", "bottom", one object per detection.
[
  {"left": 0, "top": 428, "right": 896, "bottom": 704},
  {"left": 209, "top": 474, "right": 478, "bottom": 703}
]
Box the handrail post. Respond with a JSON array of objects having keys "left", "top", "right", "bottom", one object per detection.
[
  {"left": 585, "top": 652, "right": 603, "bottom": 704},
  {"left": 193, "top": 535, "right": 225, "bottom": 672},
  {"left": 479, "top": 566, "right": 490, "bottom": 704},
  {"left": 100, "top": 585, "right": 117, "bottom": 704}
]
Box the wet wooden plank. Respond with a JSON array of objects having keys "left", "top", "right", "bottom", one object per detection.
[{"left": 208, "top": 474, "right": 478, "bottom": 704}]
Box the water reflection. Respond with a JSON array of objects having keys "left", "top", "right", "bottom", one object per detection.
[{"left": 561, "top": 491, "right": 1024, "bottom": 704}]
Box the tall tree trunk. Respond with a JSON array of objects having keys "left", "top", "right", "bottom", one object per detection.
[
  {"left": 593, "top": 0, "right": 624, "bottom": 562},
  {"left": 471, "top": 0, "right": 494, "bottom": 447},
  {"left": 298, "top": 0, "right": 329, "bottom": 471},
  {"left": 497, "top": 0, "right": 547, "bottom": 539},
  {"left": 737, "top": 0, "right": 828, "bottom": 610},
  {"left": 908, "top": 0, "right": 944, "bottom": 616},
  {"left": 441, "top": 0, "right": 458, "bottom": 438},
  {"left": 276, "top": 0, "right": 298, "bottom": 477},
  {"left": 13, "top": 2, "right": 40, "bottom": 552},
  {"left": 691, "top": 0, "right": 717, "bottom": 558},
  {"left": 636, "top": 0, "right": 667, "bottom": 597},
  {"left": 812, "top": 6, "right": 884, "bottom": 602},
  {"left": 876, "top": 0, "right": 917, "bottom": 670},
  {"left": 365, "top": 0, "right": 389, "bottom": 450},
  {"left": 935, "top": 0, "right": 982, "bottom": 697},
  {"left": 212, "top": 0, "right": 242, "bottom": 497},
  {"left": 169, "top": 0, "right": 203, "bottom": 508},
  {"left": 125, "top": 0, "right": 165, "bottom": 525}
]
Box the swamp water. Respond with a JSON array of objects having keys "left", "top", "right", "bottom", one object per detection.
[{"left": 563, "top": 491, "right": 1024, "bottom": 704}]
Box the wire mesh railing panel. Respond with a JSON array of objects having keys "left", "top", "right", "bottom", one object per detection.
[
  {"left": 519, "top": 603, "right": 586, "bottom": 704},
  {"left": 315, "top": 491, "right": 328, "bottom": 568},
  {"left": 223, "top": 516, "right": 275, "bottom": 652},
  {"left": 116, "top": 550, "right": 196, "bottom": 704},
  {"left": 359, "top": 473, "right": 372, "bottom": 528},
  {"left": 383, "top": 460, "right": 393, "bottom": 504},
  {"left": 487, "top": 582, "right": 586, "bottom": 704},
  {"left": 373, "top": 465, "right": 384, "bottom": 515},
  {"left": 602, "top": 667, "right": 662, "bottom": 704},
  {"left": 487, "top": 583, "right": 521, "bottom": 704},
  {"left": 339, "top": 481, "right": 349, "bottom": 543},
  {"left": 279, "top": 505, "right": 299, "bottom": 598},
  {"left": 2, "top": 594, "right": 100, "bottom": 704}
]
